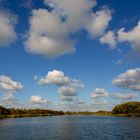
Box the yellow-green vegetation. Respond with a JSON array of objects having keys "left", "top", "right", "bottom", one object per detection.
[
  {"left": 92, "top": 110, "right": 112, "bottom": 116},
  {"left": 72, "top": 111, "right": 112, "bottom": 116},
  {"left": 112, "top": 101, "right": 140, "bottom": 117}
]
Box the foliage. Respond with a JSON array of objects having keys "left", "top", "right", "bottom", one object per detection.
[
  {"left": 1, "top": 101, "right": 140, "bottom": 119},
  {"left": 0, "top": 106, "right": 65, "bottom": 119},
  {"left": 112, "top": 101, "right": 140, "bottom": 116}
]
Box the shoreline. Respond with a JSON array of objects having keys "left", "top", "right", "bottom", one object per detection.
[
  {"left": 1, "top": 101, "right": 140, "bottom": 120},
  {"left": 1, "top": 113, "right": 140, "bottom": 120}
]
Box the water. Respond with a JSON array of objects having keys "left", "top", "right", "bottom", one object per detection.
[{"left": 0, "top": 115, "right": 140, "bottom": 140}]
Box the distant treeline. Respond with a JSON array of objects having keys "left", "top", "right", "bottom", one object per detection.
[
  {"left": 0, "top": 106, "right": 65, "bottom": 119},
  {"left": 0, "top": 106, "right": 112, "bottom": 119},
  {"left": 112, "top": 101, "right": 140, "bottom": 117},
  {"left": 1, "top": 101, "right": 140, "bottom": 119}
]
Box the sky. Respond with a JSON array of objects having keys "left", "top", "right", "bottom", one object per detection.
[{"left": 0, "top": 0, "right": 140, "bottom": 111}]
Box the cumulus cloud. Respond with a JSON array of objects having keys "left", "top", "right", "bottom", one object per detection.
[
  {"left": 71, "top": 79, "right": 85, "bottom": 88},
  {"left": 44, "top": 0, "right": 96, "bottom": 32},
  {"left": 0, "top": 75, "right": 23, "bottom": 107},
  {"left": 91, "top": 88, "right": 109, "bottom": 98},
  {"left": 36, "top": 69, "right": 84, "bottom": 101},
  {"left": 31, "top": 95, "right": 47, "bottom": 104},
  {"left": 25, "top": 0, "right": 112, "bottom": 57},
  {"left": 43, "top": 98, "right": 112, "bottom": 112},
  {"left": 60, "top": 96, "right": 74, "bottom": 102},
  {"left": 91, "top": 99, "right": 109, "bottom": 106},
  {"left": 112, "top": 68, "right": 140, "bottom": 90},
  {"left": 0, "top": 75, "right": 23, "bottom": 92},
  {"left": 37, "top": 70, "right": 84, "bottom": 88},
  {"left": 52, "top": 99, "right": 87, "bottom": 111},
  {"left": 87, "top": 6, "right": 112, "bottom": 37},
  {"left": 0, "top": 11, "right": 17, "bottom": 47},
  {"left": 90, "top": 100, "right": 112, "bottom": 111},
  {"left": 0, "top": 93, "right": 20, "bottom": 108},
  {"left": 30, "top": 95, "right": 52, "bottom": 108},
  {"left": 118, "top": 21, "right": 140, "bottom": 55},
  {"left": 73, "top": 99, "right": 85, "bottom": 105},
  {"left": 25, "top": 9, "right": 75, "bottom": 57},
  {"left": 113, "top": 93, "right": 138, "bottom": 100},
  {"left": 24, "top": 8, "right": 74, "bottom": 57},
  {"left": 100, "top": 31, "right": 116, "bottom": 48},
  {"left": 38, "top": 70, "right": 69, "bottom": 86},
  {"left": 58, "top": 86, "right": 77, "bottom": 96}
]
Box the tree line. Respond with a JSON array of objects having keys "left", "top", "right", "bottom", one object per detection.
[
  {"left": 1, "top": 101, "right": 140, "bottom": 119},
  {"left": 112, "top": 101, "right": 140, "bottom": 117},
  {"left": 0, "top": 106, "right": 65, "bottom": 119}
]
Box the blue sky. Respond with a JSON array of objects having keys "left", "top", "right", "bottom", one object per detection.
[{"left": 0, "top": 0, "right": 140, "bottom": 111}]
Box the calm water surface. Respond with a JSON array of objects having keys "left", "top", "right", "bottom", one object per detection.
[{"left": 0, "top": 115, "right": 140, "bottom": 140}]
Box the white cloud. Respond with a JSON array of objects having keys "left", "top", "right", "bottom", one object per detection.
[
  {"left": 113, "top": 93, "right": 138, "bottom": 100},
  {"left": 0, "top": 11, "right": 17, "bottom": 47},
  {"left": 36, "top": 69, "right": 84, "bottom": 101},
  {"left": 60, "top": 96, "right": 74, "bottom": 101},
  {"left": 73, "top": 99, "right": 85, "bottom": 105},
  {"left": 58, "top": 86, "right": 77, "bottom": 96},
  {"left": 30, "top": 95, "right": 52, "bottom": 108},
  {"left": 118, "top": 21, "right": 140, "bottom": 55},
  {"left": 91, "top": 99, "right": 109, "bottom": 106},
  {"left": 91, "top": 88, "right": 109, "bottom": 98},
  {"left": 87, "top": 7, "right": 112, "bottom": 37},
  {"left": 30, "top": 95, "right": 47, "bottom": 104},
  {"left": 38, "top": 70, "right": 69, "bottom": 86},
  {"left": 60, "top": 96, "right": 85, "bottom": 104},
  {"left": 0, "top": 93, "right": 22, "bottom": 108},
  {"left": 90, "top": 100, "right": 112, "bottom": 111},
  {"left": 112, "top": 68, "right": 140, "bottom": 90},
  {"left": 52, "top": 99, "right": 87, "bottom": 111},
  {"left": 25, "top": 0, "right": 112, "bottom": 57},
  {"left": 25, "top": 9, "right": 76, "bottom": 58},
  {"left": 37, "top": 70, "right": 84, "bottom": 88},
  {"left": 0, "top": 75, "right": 23, "bottom": 108},
  {"left": 0, "top": 75, "right": 23, "bottom": 92},
  {"left": 71, "top": 79, "right": 85, "bottom": 88},
  {"left": 44, "top": 0, "right": 97, "bottom": 32},
  {"left": 100, "top": 31, "right": 116, "bottom": 48}
]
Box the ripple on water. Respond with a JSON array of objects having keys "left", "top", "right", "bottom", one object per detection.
[{"left": 0, "top": 116, "right": 140, "bottom": 140}]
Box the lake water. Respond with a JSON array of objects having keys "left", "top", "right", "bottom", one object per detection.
[{"left": 0, "top": 115, "right": 140, "bottom": 140}]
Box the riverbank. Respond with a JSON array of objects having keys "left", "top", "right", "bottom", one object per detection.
[
  {"left": 1, "top": 112, "right": 140, "bottom": 120},
  {"left": 1, "top": 101, "right": 140, "bottom": 119}
]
